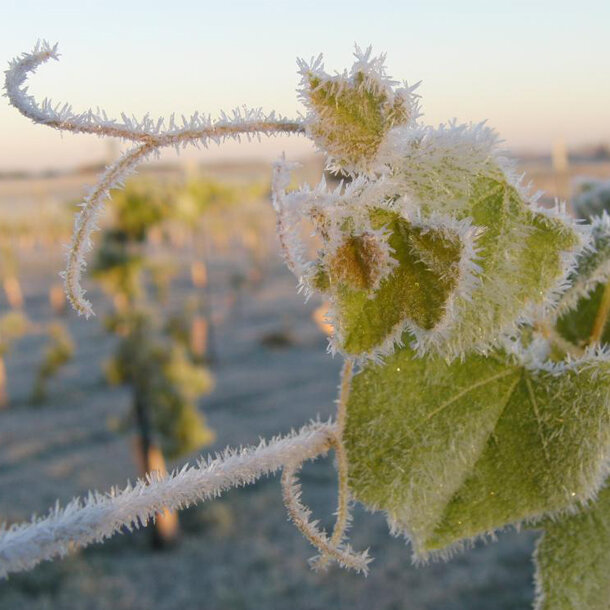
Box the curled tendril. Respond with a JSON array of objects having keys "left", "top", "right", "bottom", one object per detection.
[
  {"left": 4, "top": 41, "right": 305, "bottom": 316},
  {"left": 281, "top": 453, "right": 371, "bottom": 574},
  {"left": 280, "top": 360, "right": 368, "bottom": 573}
]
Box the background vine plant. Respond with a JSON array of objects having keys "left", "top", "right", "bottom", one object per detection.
[
  {"left": 91, "top": 177, "right": 217, "bottom": 546},
  {"left": 2, "top": 40, "right": 610, "bottom": 609}
]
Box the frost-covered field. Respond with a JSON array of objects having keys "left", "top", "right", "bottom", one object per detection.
[{"left": 0, "top": 159, "right": 605, "bottom": 609}]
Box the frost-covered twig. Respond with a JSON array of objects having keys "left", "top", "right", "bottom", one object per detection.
[
  {"left": 5, "top": 41, "right": 304, "bottom": 146},
  {"left": 0, "top": 421, "right": 334, "bottom": 578},
  {"left": 4, "top": 41, "right": 305, "bottom": 315}
]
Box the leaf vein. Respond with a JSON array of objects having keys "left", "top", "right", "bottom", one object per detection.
[
  {"left": 524, "top": 375, "right": 551, "bottom": 463},
  {"left": 421, "top": 367, "right": 517, "bottom": 425}
]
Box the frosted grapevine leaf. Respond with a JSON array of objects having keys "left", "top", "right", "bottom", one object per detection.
[
  {"left": 376, "top": 123, "right": 585, "bottom": 356},
  {"left": 298, "top": 47, "right": 416, "bottom": 174},
  {"left": 344, "top": 345, "right": 610, "bottom": 558},
  {"left": 291, "top": 174, "right": 482, "bottom": 359},
  {"left": 304, "top": 171, "right": 580, "bottom": 359},
  {"left": 533, "top": 483, "right": 610, "bottom": 610}
]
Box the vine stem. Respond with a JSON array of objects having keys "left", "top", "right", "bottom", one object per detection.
[
  {"left": 590, "top": 280, "right": 610, "bottom": 345},
  {"left": 0, "top": 421, "right": 334, "bottom": 579}
]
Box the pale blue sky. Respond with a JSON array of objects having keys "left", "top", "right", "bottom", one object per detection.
[{"left": 2, "top": 0, "right": 610, "bottom": 170}]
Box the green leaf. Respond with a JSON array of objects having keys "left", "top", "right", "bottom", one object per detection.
[
  {"left": 343, "top": 345, "right": 610, "bottom": 558},
  {"left": 300, "top": 50, "right": 413, "bottom": 174},
  {"left": 534, "top": 483, "right": 610, "bottom": 610}
]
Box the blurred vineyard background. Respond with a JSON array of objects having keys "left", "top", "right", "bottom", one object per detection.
[{"left": 0, "top": 150, "right": 609, "bottom": 610}]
